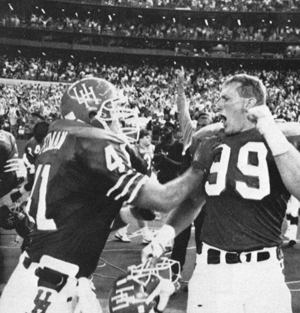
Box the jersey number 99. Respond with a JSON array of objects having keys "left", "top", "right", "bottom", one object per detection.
[{"left": 205, "top": 142, "right": 270, "bottom": 200}]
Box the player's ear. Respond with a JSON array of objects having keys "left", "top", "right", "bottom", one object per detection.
[{"left": 245, "top": 97, "right": 256, "bottom": 110}]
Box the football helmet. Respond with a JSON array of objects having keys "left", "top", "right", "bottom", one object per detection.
[
  {"left": 60, "top": 77, "right": 139, "bottom": 143},
  {"left": 0, "top": 202, "right": 26, "bottom": 231},
  {"left": 108, "top": 257, "right": 180, "bottom": 313}
]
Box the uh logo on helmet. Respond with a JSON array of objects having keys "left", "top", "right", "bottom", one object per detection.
[
  {"left": 108, "top": 258, "right": 181, "bottom": 313},
  {"left": 60, "top": 77, "right": 139, "bottom": 143},
  {"left": 60, "top": 77, "right": 119, "bottom": 128}
]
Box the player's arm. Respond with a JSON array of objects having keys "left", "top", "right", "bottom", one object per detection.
[
  {"left": 162, "top": 154, "right": 182, "bottom": 167},
  {"left": 141, "top": 187, "right": 206, "bottom": 264},
  {"left": 248, "top": 106, "right": 300, "bottom": 200},
  {"left": 176, "top": 66, "right": 195, "bottom": 150},
  {"left": 131, "top": 166, "right": 205, "bottom": 213},
  {"left": 274, "top": 148, "right": 300, "bottom": 200},
  {"left": 105, "top": 137, "right": 205, "bottom": 214},
  {"left": 278, "top": 121, "right": 300, "bottom": 137},
  {"left": 0, "top": 135, "right": 19, "bottom": 199},
  {"left": 2, "top": 150, "right": 34, "bottom": 209},
  {"left": 167, "top": 188, "right": 205, "bottom": 234}
]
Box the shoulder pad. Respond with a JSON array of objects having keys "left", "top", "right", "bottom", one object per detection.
[
  {"left": 192, "top": 122, "right": 224, "bottom": 141},
  {"left": 190, "top": 123, "right": 223, "bottom": 156}
]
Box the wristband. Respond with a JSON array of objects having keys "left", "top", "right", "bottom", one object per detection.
[{"left": 257, "top": 116, "right": 291, "bottom": 156}]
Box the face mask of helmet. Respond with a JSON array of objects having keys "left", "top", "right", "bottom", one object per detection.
[{"left": 108, "top": 257, "right": 181, "bottom": 313}]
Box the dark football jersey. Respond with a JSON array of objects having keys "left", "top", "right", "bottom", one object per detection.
[
  {"left": 24, "top": 137, "right": 41, "bottom": 166},
  {"left": 23, "top": 137, "right": 42, "bottom": 178},
  {"left": 154, "top": 141, "right": 183, "bottom": 184},
  {"left": 0, "top": 130, "right": 18, "bottom": 197},
  {"left": 195, "top": 127, "right": 299, "bottom": 252},
  {"left": 25, "top": 120, "right": 149, "bottom": 277},
  {"left": 132, "top": 144, "right": 154, "bottom": 177},
  {"left": 126, "top": 145, "right": 148, "bottom": 176}
]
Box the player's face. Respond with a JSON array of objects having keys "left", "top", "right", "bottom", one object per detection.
[
  {"left": 161, "top": 126, "right": 173, "bottom": 141},
  {"left": 196, "top": 118, "right": 211, "bottom": 131},
  {"left": 140, "top": 135, "right": 151, "bottom": 148},
  {"left": 108, "top": 118, "right": 122, "bottom": 135},
  {"left": 216, "top": 82, "right": 249, "bottom": 135}
]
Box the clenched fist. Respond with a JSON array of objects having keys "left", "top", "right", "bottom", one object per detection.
[
  {"left": 175, "top": 66, "right": 185, "bottom": 86},
  {"left": 247, "top": 105, "right": 274, "bottom": 135},
  {"left": 248, "top": 105, "right": 291, "bottom": 156}
]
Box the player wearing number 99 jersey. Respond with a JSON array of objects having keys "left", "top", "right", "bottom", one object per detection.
[
  {"left": 142, "top": 74, "right": 300, "bottom": 313},
  {"left": 197, "top": 127, "right": 298, "bottom": 251},
  {"left": 0, "top": 77, "right": 202, "bottom": 313}
]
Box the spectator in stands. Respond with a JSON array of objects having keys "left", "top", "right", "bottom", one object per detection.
[
  {"left": 0, "top": 92, "right": 8, "bottom": 121},
  {"left": 24, "top": 112, "right": 45, "bottom": 140},
  {"left": 8, "top": 102, "right": 20, "bottom": 138},
  {"left": 146, "top": 112, "right": 164, "bottom": 144}
]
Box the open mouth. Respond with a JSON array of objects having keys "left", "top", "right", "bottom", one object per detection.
[{"left": 217, "top": 114, "right": 227, "bottom": 124}]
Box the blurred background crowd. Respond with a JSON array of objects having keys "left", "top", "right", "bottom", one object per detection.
[{"left": 0, "top": 0, "right": 300, "bottom": 140}]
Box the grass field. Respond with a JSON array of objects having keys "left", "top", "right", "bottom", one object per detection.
[{"left": 0, "top": 140, "right": 299, "bottom": 312}]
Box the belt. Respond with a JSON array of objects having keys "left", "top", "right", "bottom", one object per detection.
[
  {"left": 207, "top": 248, "right": 271, "bottom": 264},
  {"left": 199, "top": 244, "right": 282, "bottom": 265}
]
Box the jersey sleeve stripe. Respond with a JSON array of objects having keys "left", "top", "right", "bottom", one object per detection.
[
  {"left": 114, "top": 173, "right": 143, "bottom": 200},
  {"left": 106, "top": 170, "right": 134, "bottom": 197},
  {"left": 127, "top": 175, "right": 149, "bottom": 204}
]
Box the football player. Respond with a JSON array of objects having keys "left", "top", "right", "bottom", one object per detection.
[
  {"left": 0, "top": 116, "right": 20, "bottom": 287},
  {"left": 0, "top": 119, "right": 20, "bottom": 215},
  {"left": 0, "top": 77, "right": 202, "bottom": 313},
  {"left": 1, "top": 121, "right": 51, "bottom": 244},
  {"left": 142, "top": 73, "right": 300, "bottom": 313},
  {"left": 23, "top": 121, "right": 50, "bottom": 173},
  {"left": 114, "top": 129, "right": 156, "bottom": 244}
]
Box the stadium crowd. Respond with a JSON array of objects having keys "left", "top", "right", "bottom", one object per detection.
[
  {"left": 100, "top": 0, "right": 300, "bottom": 11},
  {"left": 1, "top": 55, "right": 300, "bottom": 139},
  {"left": 3, "top": 0, "right": 299, "bottom": 11},
  {"left": 3, "top": 12, "right": 300, "bottom": 46},
  {"left": 0, "top": 0, "right": 300, "bottom": 312}
]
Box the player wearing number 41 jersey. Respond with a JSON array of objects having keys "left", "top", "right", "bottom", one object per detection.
[
  {"left": 26, "top": 120, "right": 148, "bottom": 271},
  {"left": 0, "top": 77, "right": 202, "bottom": 313},
  {"left": 143, "top": 73, "right": 300, "bottom": 313}
]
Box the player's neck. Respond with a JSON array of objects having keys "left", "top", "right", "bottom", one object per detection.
[
  {"left": 138, "top": 143, "right": 148, "bottom": 151},
  {"left": 241, "top": 120, "right": 256, "bottom": 133}
]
